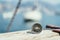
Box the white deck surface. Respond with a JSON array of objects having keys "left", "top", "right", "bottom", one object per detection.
[{"left": 0, "top": 30, "right": 60, "bottom": 40}]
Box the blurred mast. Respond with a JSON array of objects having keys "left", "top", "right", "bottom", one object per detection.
[
  {"left": 34, "top": 0, "right": 39, "bottom": 10},
  {"left": 6, "top": 0, "right": 21, "bottom": 32}
]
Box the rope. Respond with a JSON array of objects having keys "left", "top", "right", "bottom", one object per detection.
[{"left": 6, "top": 0, "right": 21, "bottom": 32}]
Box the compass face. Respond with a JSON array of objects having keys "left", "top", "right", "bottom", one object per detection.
[{"left": 32, "top": 23, "right": 42, "bottom": 33}]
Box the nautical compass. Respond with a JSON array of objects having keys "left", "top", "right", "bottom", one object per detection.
[{"left": 32, "top": 23, "right": 42, "bottom": 33}]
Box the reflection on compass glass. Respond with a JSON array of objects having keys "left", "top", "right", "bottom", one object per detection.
[{"left": 32, "top": 23, "right": 42, "bottom": 33}]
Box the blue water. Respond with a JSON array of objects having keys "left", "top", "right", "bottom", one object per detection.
[
  {"left": 0, "top": 0, "right": 60, "bottom": 33},
  {"left": 0, "top": 12, "right": 60, "bottom": 33}
]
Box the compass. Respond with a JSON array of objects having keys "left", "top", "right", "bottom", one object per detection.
[{"left": 32, "top": 23, "right": 42, "bottom": 33}]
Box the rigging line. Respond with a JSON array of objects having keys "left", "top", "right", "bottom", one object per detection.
[{"left": 6, "top": 0, "right": 21, "bottom": 32}]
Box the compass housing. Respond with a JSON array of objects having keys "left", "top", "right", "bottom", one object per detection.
[{"left": 32, "top": 23, "right": 42, "bottom": 33}]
